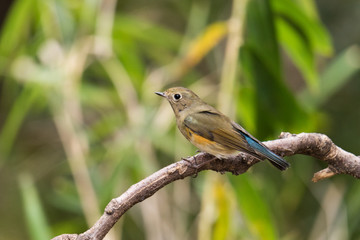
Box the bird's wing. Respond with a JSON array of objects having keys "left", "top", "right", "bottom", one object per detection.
[{"left": 183, "top": 110, "right": 254, "bottom": 154}]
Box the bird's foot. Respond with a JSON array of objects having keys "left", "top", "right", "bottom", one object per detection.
[{"left": 181, "top": 154, "right": 217, "bottom": 177}]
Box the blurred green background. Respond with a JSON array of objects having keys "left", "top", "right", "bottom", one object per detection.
[{"left": 0, "top": 0, "right": 360, "bottom": 239}]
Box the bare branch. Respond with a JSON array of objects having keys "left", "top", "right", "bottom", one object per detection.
[
  {"left": 52, "top": 132, "right": 360, "bottom": 240},
  {"left": 312, "top": 167, "right": 336, "bottom": 182}
]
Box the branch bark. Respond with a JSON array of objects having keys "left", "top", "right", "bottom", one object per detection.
[{"left": 52, "top": 132, "right": 360, "bottom": 240}]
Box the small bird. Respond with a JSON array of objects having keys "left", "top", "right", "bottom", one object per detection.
[{"left": 156, "top": 87, "right": 289, "bottom": 170}]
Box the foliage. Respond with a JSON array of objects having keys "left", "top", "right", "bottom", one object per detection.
[{"left": 0, "top": 0, "right": 359, "bottom": 239}]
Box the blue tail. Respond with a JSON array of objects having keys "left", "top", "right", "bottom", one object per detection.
[{"left": 244, "top": 135, "right": 290, "bottom": 171}]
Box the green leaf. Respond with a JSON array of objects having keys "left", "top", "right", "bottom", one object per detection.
[
  {"left": 230, "top": 175, "right": 278, "bottom": 240},
  {"left": 272, "top": 0, "right": 333, "bottom": 91},
  {"left": 113, "top": 36, "right": 146, "bottom": 88},
  {"left": 319, "top": 45, "right": 360, "bottom": 103},
  {"left": 0, "top": 0, "right": 35, "bottom": 64},
  {"left": 212, "top": 179, "right": 232, "bottom": 240},
  {"left": 272, "top": 0, "right": 333, "bottom": 56},
  {"left": 0, "top": 86, "right": 42, "bottom": 164},
  {"left": 301, "top": 45, "right": 360, "bottom": 107},
  {"left": 18, "top": 173, "right": 52, "bottom": 240},
  {"left": 240, "top": 0, "right": 309, "bottom": 138},
  {"left": 113, "top": 15, "right": 182, "bottom": 64},
  {"left": 276, "top": 17, "right": 318, "bottom": 90}
]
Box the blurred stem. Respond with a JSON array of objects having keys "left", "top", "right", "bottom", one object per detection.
[
  {"left": 218, "top": 0, "right": 248, "bottom": 116},
  {"left": 94, "top": 0, "right": 117, "bottom": 58},
  {"left": 136, "top": 138, "right": 176, "bottom": 240},
  {"left": 94, "top": 1, "right": 121, "bottom": 239},
  {"left": 101, "top": 58, "right": 143, "bottom": 126},
  {"left": 51, "top": 37, "right": 100, "bottom": 226},
  {"left": 53, "top": 102, "right": 100, "bottom": 226},
  {"left": 308, "top": 183, "right": 347, "bottom": 239},
  {"left": 178, "top": 0, "right": 210, "bottom": 56},
  {"left": 96, "top": 0, "right": 143, "bottom": 126},
  {"left": 198, "top": 0, "right": 249, "bottom": 238}
]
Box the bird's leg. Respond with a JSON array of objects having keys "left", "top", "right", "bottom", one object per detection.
[
  {"left": 181, "top": 156, "right": 197, "bottom": 168},
  {"left": 194, "top": 150, "right": 202, "bottom": 165},
  {"left": 181, "top": 154, "right": 217, "bottom": 178},
  {"left": 182, "top": 153, "right": 217, "bottom": 169},
  {"left": 181, "top": 150, "right": 202, "bottom": 169},
  {"left": 181, "top": 156, "right": 199, "bottom": 178}
]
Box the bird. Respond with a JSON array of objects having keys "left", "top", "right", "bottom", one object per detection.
[{"left": 155, "top": 87, "right": 289, "bottom": 171}]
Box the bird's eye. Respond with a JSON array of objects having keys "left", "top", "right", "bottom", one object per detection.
[{"left": 173, "top": 93, "right": 182, "bottom": 100}]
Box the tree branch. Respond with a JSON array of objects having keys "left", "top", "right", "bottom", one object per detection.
[{"left": 52, "top": 132, "right": 360, "bottom": 240}]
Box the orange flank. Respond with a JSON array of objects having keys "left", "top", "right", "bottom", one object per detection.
[
  {"left": 184, "top": 127, "right": 238, "bottom": 158},
  {"left": 187, "top": 128, "right": 214, "bottom": 146}
]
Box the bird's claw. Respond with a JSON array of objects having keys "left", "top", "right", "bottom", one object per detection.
[{"left": 181, "top": 155, "right": 217, "bottom": 178}]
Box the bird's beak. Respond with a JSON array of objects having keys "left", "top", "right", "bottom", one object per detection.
[{"left": 155, "top": 92, "right": 166, "bottom": 97}]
